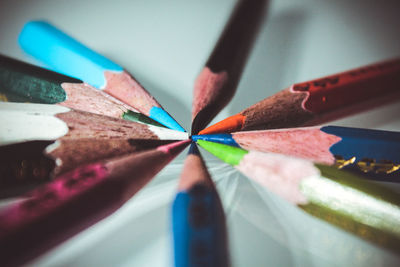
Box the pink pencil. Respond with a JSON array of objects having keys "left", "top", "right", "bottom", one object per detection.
[{"left": 0, "top": 140, "right": 190, "bottom": 267}]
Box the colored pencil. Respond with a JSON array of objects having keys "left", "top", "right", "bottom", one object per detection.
[
  {"left": 172, "top": 143, "right": 229, "bottom": 267},
  {"left": 193, "top": 126, "right": 400, "bottom": 182},
  {"left": 0, "top": 141, "right": 54, "bottom": 198},
  {"left": 199, "top": 58, "right": 400, "bottom": 134},
  {"left": 0, "top": 54, "right": 165, "bottom": 127},
  {"left": 196, "top": 140, "right": 400, "bottom": 250},
  {"left": 0, "top": 139, "right": 190, "bottom": 266},
  {"left": 18, "top": 21, "right": 185, "bottom": 132},
  {"left": 191, "top": 0, "right": 266, "bottom": 134},
  {"left": 0, "top": 102, "right": 188, "bottom": 146},
  {"left": 0, "top": 139, "right": 175, "bottom": 198}
]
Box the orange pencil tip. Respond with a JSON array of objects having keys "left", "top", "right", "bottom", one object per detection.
[{"left": 198, "top": 114, "right": 246, "bottom": 135}]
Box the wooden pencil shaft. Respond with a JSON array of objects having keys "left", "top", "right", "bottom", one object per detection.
[
  {"left": 47, "top": 138, "right": 175, "bottom": 176},
  {"left": 19, "top": 21, "right": 186, "bottom": 132},
  {"left": 199, "top": 58, "right": 400, "bottom": 135},
  {"left": 0, "top": 54, "right": 77, "bottom": 103},
  {"left": 244, "top": 58, "right": 400, "bottom": 130},
  {"left": 0, "top": 141, "right": 188, "bottom": 266},
  {"left": 174, "top": 143, "right": 229, "bottom": 267},
  {"left": 206, "top": 0, "right": 267, "bottom": 73},
  {"left": 300, "top": 165, "right": 400, "bottom": 250},
  {"left": 196, "top": 140, "right": 400, "bottom": 249},
  {"left": 191, "top": 0, "right": 267, "bottom": 134}
]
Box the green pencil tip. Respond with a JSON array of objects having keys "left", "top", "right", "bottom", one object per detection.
[{"left": 196, "top": 140, "right": 248, "bottom": 166}]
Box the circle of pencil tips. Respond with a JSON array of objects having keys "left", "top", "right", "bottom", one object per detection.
[{"left": 0, "top": 2, "right": 400, "bottom": 265}]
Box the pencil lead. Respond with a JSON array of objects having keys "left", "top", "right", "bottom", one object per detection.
[
  {"left": 148, "top": 107, "right": 186, "bottom": 132},
  {"left": 192, "top": 134, "right": 239, "bottom": 147},
  {"left": 187, "top": 142, "right": 200, "bottom": 155},
  {"left": 197, "top": 140, "right": 248, "bottom": 166},
  {"left": 198, "top": 114, "right": 246, "bottom": 135}
]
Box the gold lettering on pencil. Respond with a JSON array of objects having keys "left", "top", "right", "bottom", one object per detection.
[
  {"left": 374, "top": 160, "right": 400, "bottom": 174},
  {"left": 334, "top": 155, "right": 356, "bottom": 169},
  {"left": 334, "top": 156, "right": 400, "bottom": 174},
  {"left": 357, "top": 158, "right": 375, "bottom": 173}
]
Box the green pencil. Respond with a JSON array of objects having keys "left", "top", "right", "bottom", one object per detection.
[
  {"left": 196, "top": 140, "right": 400, "bottom": 251},
  {"left": 0, "top": 54, "right": 165, "bottom": 127}
]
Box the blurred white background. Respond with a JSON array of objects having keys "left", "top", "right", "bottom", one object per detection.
[{"left": 0, "top": 0, "right": 399, "bottom": 266}]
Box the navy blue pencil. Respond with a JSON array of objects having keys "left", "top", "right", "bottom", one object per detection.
[
  {"left": 172, "top": 143, "right": 229, "bottom": 267},
  {"left": 192, "top": 126, "right": 400, "bottom": 182}
]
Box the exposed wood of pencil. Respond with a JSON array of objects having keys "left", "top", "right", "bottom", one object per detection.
[
  {"left": 174, "top": 143, "right": 229, "bottom": 267},
  {"left": 199, "top": 58, "right": 400, "bottom": 134},
  {"left": 18, "top": 21, "right": 185, "bottom": 131},
  {"left": 191, "top": 0, "right": 267, "bottom": 134},
  {"left": 0, "top": 54, "right": 165, "bottom": 123},
  {"left": 0, "top": 140, "right": 190, "bottom": 266},
  {"left": 47, "top": 138, "right": 175, "bottom": 176},
  {"left": 0, "top": 103, "right": 188, "bottom": 146},
  {"left": 196, "top": 140, "right": 400, "bottom": 250},
  {"left": 0, "top": 139, "right": 174, "bottom": 198},
  {"left": 232, "top": 127, "right": 340, "bottom": 164},
  {"left": 178, "top": 144, "right": 214, "bottom": 190}
]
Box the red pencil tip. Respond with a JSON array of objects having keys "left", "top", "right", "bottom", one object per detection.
[{"left": 198, "top": 114, "right": 246, "bottom": 135}]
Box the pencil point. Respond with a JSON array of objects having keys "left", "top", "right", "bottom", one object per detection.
[
  {"left": 192, "top": 134, "right": 239, "bottom": 147},
  {"left": 198, "top": 114, "right": 245, "bottom": 135},
  {"left": 188, "top": 142, "right": 200, "bottom": 155},
  {"left": 196, "top": 140, "right": 248, "bottom": 166},
  {"left": 149, "top": 107, "right": 186, "bottom": 132},
  {"left": 157, "top": 139, "right": 191, "bottom": 154}
]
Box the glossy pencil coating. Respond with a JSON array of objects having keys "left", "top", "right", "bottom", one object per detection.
[
  {"left": 0, "top": 102, "right": 188, "bottom": 146},
  {"left": 194, "top": 126, "right": 400, "bottom": 182},
  {"left": 173, "top": 143, "right": 229, "bottom": 267},
  {"left": 0, "top": 141, "right": 55, "bottom": 198},
  {"left": 19, "top": 20, "right": 185, "bottom": 132},
  {"left": 0, "top": 54, "right": 165, "bottom": 127},
  {"left": 0, "top": 139, "right": 176, "bottom": 198},
  {"left": 199, "top": 58, "right": 400, "bottom": 134},
  {"left": 196, "top": 140, "right": 400, "bottom": 250},
  {"left": 191, "top": 0, "right": 267, "bottom": 134},
  {"left": 0, "top": 140, "right": 190, "bottom": 266}
]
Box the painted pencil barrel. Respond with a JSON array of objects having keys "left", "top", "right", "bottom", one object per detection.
[
  {"left": 0, "top": 141, "right": 55, "bottom": 198},
  {"left": 322, "top": 126, "right": 400, "bottom": 182},
  {"left": 0, "top": 163, "right": 125, "bottom": 267},
  {"left": 18, "top": 21, "right": 186, "bottom": 132},
  {"left": 194, "top": 126, "right": 400, "bottom": 182},
  {"left": 199, "top": 58, "right": 400, "bottom": 134},
  {"left": 292, "top": 58, "right": 400, "bottom": 114},
  {"left": 196, "top": 140, "right": 400, "bottom": 250},
  {"left": 173, "top": 184, "right": 229, "bottom": 267},
  {"left": 300, "top": 165, "right": 400, "bottom": 250},
  {"left": 19, "top": 21, "right": 122, "bottom": 88},
  {"left": 0, "top": 54, "right": 167, "bottom": 127},
  {"left": 0, "top": 54, "right": 75, "bottom": 103}
]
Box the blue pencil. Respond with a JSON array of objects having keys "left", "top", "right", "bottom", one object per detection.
[
  {"left": 172, "top": 143, "right": 229, "bottom": 267},
  {"left": 192, "top": 126, "right": 400, "bottom": 182},
  {"left": 18, "top": 20, "right": 185, "bottom": 132}
]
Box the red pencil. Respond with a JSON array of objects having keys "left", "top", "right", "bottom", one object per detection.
[
  {"left": 199, "top": 58, "right": 400, "bottom": 134},
  {"left": 0, "top": 140, "right": 190, "bottom": 266},
  {"left": 191, "top": 0, "right": 267, "bottom": 134}
]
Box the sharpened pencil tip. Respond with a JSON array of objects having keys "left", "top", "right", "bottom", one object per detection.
[
  {"left": 149, "top": 107, "right": 186, "bottom": 132},
  {"left": 197, "top": 140, "right": 248, "bottom": 166},
  {"left": 188, "top": 142, "right": 200, "bottom": 155},
  {"left": 192, "top": 134, "right": 239, "bottom": 147},
  {"left": 198, "top": 114, "right": 246, "bottom": 135}
]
